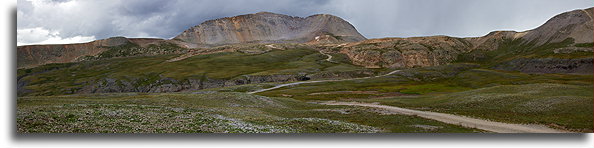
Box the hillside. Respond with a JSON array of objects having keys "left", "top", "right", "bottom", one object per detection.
[{"left": 17, "top": 37, "right": 175, "bottom": 68}]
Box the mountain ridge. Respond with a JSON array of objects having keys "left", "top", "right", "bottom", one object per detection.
[{"left": 16, "top": 7, "right": 594, "bottom": 69}]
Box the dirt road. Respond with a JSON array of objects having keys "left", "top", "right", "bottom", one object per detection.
[
  {"left": 247, "top": 51, "right": 401, "bottom": 94},
  {"left": 247, "top": 70, "right": 401, "bottom": 94},
  {"left": 321, "top": 101, "right": 569, "bottom": 133},
  {"left": 246, "top": 61, "right": 568, "bottom": 133}
]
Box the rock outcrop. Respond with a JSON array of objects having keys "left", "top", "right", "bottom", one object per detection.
[
  {"left": 173, "top": 12, "right": 366, "bottom": 46},
  {"left": 332, "top": 36, "right": 472, "bottom": 68}
]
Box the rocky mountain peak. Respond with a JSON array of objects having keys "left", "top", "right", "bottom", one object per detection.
[
  {"left": 173, "top": 12, "right": 366, "bottom": 46},
  {"left": 254, "top": 11, "right": 281, "bottom": 15}
]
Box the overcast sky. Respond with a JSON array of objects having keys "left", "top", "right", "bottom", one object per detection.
[{"left": 17, "top": 0, "right": 593, "bottom": 45}]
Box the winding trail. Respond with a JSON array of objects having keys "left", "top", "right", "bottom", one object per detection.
[
  {"left": 319, "top": 51, "right": 334, "bottom": 62},
  {"left": 321, "top": 101, "right": 569, "bottom": 133},
  {"left": 247, "top": 70, "right": 401, "bottom": 94},
  {"left": 248, "top": 50, "right": 401, "bottom": 94},
  {"left": 246, "top": 62, "right": 569, "bottom": 133}
]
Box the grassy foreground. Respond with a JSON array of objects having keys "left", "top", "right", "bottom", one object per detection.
[{"left": 17, "top": 92, "right": 480, "bottom": 133}]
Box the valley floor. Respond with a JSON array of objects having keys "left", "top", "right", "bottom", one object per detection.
[{"left": 17, "top": 63, "right": 593, "bottom": 133}]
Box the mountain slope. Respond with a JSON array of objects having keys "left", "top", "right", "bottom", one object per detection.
[
  {"left": 467, "top": 7, "right": 593, "bottom": 51},
  {"left": 16, "top": 37, "right": 184, "bottom": 68},
  {"left": 521, "top": 7, "right": 593, "bottom": 46},
  {"left": 173, "top": 12, "right": 367, "bottom": 46},
  {"left": 17, "top": 37, "right": 131, "bottom": 69}
]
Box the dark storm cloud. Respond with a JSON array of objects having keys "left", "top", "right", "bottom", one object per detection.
[{"left": 17, "top": 0, "right": 593, "bottom": 45}]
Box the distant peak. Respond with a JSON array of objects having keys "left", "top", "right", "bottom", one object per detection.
[
  {"left": 306, "top": 14, "right": 345, "bottom": 21},
  {"left": 106, "top": 36, "right": 127, "bottom": 40},
  {"left": 255, "top": 11, "right": 276, "bottom": 15},
  {"left": 309, "top": 14, "right": 338, "bottom": 17},
  {"left": 230, "top": 11, "right": 290, "bottom": 19},
  {"left": 250, "top": 11, "right": 288, "bottom": 17}
]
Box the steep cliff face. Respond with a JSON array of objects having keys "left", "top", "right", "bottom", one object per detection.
[{"left": 173, "top": 12, "right": 366, "bottom": 45}]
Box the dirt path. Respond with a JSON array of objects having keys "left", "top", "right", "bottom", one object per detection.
[
  {"left": 246, "top": 61, "right": 568, "bottom": 133},
  {"left": 247, "top": 50, "right": 401, "bottom": 94},
  {"left": 319, "top": 51, "right": 333, "bottom": 62},
  {"left": 321, "top": 101, "right": 569, "bottom": 133},
  {"left": 247, "top": 70, "right": 401, "bottom": 94}
]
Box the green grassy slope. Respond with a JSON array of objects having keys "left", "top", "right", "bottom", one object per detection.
[
  {"left": 18, "top": 48, "right": 376, "bottom": 96},
  {"left": 457, "top": 38, "right": 593, "bottom": 66}
]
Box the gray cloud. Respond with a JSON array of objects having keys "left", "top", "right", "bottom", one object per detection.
[{"left": 17, "top": 0, "right": 593, "bottom": 45}]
